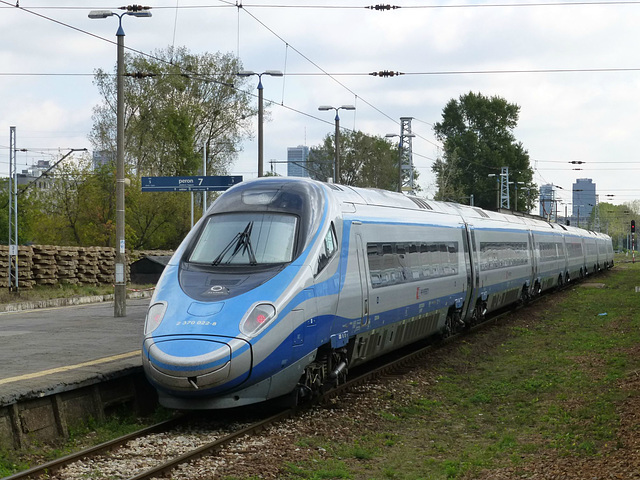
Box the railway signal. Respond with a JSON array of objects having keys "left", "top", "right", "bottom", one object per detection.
[{"left": 632, "top": 220, "right": 636, "bottom": 263}]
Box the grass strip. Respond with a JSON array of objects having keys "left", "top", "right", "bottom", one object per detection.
[{"left": 286, "top": 260, "right": 640, "bottom": 479}]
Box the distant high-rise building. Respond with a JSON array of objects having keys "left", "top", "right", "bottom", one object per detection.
[
  {"left": 539, "top": 184, "right": 555, "bottom": 219},
  {"left": 93, "top": 150, "right": 115, "bottom": 170},
  {"left": 17, "top": 160, "right": 52, "bottom": 189},
  {"left": 573, "top": 178, "right": 596, "bottom": 227},
  {"left": 287, "top": 146, "right": 310, "bottom": 178}
]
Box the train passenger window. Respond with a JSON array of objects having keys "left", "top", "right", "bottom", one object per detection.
[
  {"left": 316, "top": 223, "right": 338, "bottom": 276},
  {"left": 366, "top": 240, "right": 459, "bottom": 288},
  {"left": 479, "top": 241, "right": 529, "bottom": 271}
]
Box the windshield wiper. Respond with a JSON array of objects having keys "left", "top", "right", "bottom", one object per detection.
[{"left": 211, "top": 221, "right": 257, "bottom": 266}]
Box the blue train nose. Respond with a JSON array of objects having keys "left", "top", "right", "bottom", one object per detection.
[{"left": 142, "top": 336, "right": 252, "bottom": 392}]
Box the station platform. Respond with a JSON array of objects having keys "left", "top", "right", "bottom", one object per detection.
[{"left": 0, "top": 296, "right": 151, "bottom": 407}]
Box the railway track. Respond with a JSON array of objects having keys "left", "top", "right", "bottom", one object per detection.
[{"left": 3, "top": 294, "right": 550, "bottom": 480}]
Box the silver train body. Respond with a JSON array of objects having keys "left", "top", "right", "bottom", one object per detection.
[{"left": 142, "top": 177, "right": 614, "bottom": 409}]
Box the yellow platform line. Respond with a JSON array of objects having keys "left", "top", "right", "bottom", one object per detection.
[{"left": 0, "top": 351, "right": 141, "bottom": 386}]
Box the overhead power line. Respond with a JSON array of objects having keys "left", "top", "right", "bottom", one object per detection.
[
  {"left": 6, "top": 1, "right": 640, "bottom": 9},
  {"left": 6, "top": 65, "right": 640, "bottom": 78}
]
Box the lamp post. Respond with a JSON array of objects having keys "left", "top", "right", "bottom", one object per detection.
[
  {"left": 520, "top": 186, "right": 533, "bottom": 214},
  {"left": 89, "top": 5, "right": 151, "bottom": 318},
  {"left": 487, "top": 174, "right": 500, "bottom": 210},
  {"left": 318, "top": 105, "right": 355, "bottom": 183},
  {"left": 509, "top": 181, "right": 525, "bottom": 211},
  {"left": 576, "top": 204, "right": 585, "bottom": 228},
  {"left": 237, "top": 70, "right": 283, "bottom": 177}
]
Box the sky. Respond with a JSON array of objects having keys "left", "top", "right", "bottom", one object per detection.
[{"left": 1, "top": 0, "right": 640, "bottom": 212}]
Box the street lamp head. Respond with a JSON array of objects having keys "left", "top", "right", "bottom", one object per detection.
[
  {"left": 237, "top": 70, "right": 283, "bottom": 78},
  {"left": 89, "top": 10, "right": 115, "bottom": 18},
  {"left": 319, "top": 105, "right": 355, "bottom": 112},
  {"left": 89, "top": 8, "right": 151, "bottom": 20},
  {"left": 386, "top": 133, "right": 416, "bottom": 139}
]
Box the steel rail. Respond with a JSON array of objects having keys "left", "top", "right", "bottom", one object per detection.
[
  {"left": 8, "top": 275, "right": 592, "bottom": 480},
  {"left": 5, "top": 302, "right": 531, "bottom": 480},
  {"left": 122, "top": 313, "right": 514, "bottom": 480},
  {"left": 3, "top": 416, "right": 186, "bottom": 480}
]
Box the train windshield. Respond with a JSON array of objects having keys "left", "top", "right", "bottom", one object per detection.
[{"left": 189, "top": 213, "right": 298, "bottom": 266}]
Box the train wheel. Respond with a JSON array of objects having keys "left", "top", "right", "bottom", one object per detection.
[
  {"left": 518, "top": 285, "right": 530, "bottom": 305},
  {"left": 295, "top": 348, "right": 349, "bottom": 403},
  {"left": 442, "top": 310, "right": 462, "bottom": 338},
  {"left": 529, "top": 281, "right": 541, "bottom": 299},
  {"left": 296, "top": 361, "right": 325, "bottom": 403},
  {"left": 470, "top": 301, "right": 486, "bottom": 326}
]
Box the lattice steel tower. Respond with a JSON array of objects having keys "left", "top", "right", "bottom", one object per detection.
[
  {"left": 398, "top": 117, "right": 415, "bottom": 193},
  {"left": 500, "top": 166, "right": 510, "bottom": 210}
]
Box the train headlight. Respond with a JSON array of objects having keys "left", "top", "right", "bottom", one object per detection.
[
  {"left": 240, "top": 303, "right": 277, "bottom": 338},
  {"left": 145, "top": 302, "right": 167, "bottom": 335}
]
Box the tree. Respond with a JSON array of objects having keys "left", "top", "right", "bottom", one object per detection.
[
  {"left": 90, "top": 46, "right": 256, "bottom": 177},
  {"left": 433, "top": 92, "right": 534, "bottom": 210},
  {"left": 125, "top": 177, "right": 192, "bottom": 250},
  {"left": 0, "top": 179, "right": 40, "bottom": 245},
  {"left": 308, "top": 130, "right": 416, "bottom": 191},
  {"left": 32, "top": 157, "right": 194, "bottom": 249},
  {"left": 47, "top": 45, "right": 260, "bottom": 250},
  {"left": 590, "top": 202, "right": 640, "bottom": 250}
]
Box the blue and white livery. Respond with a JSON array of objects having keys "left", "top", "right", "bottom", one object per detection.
[{"left": 142, "top": 177, "right": 614, "bottom": 409}]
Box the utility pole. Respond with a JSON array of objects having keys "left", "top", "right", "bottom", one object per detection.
[
  {"left": 8, "top": 127, "right": 18, "bottom": 292},
  {"left": 89, "top": 6, "right": 152, "bottom": 317}
]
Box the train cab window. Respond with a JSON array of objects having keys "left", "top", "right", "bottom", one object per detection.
[
  {"left": 316, "top": 223, "right": 337, "bottom": 276},
  {"left": 189, "top": 212, "right": 298, "bottom": 266}
]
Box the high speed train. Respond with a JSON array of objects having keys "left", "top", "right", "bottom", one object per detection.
[{"left": 142, "top": 177, "right": 614, "bottom": 409}]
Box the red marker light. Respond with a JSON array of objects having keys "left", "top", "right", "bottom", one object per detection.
[{"left": 240, "top": 304, "right": 276, "bottom": 337}]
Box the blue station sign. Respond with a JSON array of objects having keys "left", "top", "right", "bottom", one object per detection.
[{"left": 141, "top": 175, "right": 243, "bottom": 192}]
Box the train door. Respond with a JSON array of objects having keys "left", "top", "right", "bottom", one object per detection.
[
  {"left": 528, "top": 230, "right": 537, "bottom": 287},
  {"left": 355, "top": 232, "right": 370, "bottom": 328},
  {"left": 461, "top": 224, "right": 479, "bottom": 323}
]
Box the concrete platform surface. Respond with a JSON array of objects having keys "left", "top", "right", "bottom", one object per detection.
[{"left": 0, "top": 297, "right": 150, "bottom": 406}]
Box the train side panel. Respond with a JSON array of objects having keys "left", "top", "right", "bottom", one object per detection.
[
  {"left": 471, "top": 223, "right": 533, "bottom": 314},
  {"left": 335, "top": 209, "right": 468, "bottom": 367}
]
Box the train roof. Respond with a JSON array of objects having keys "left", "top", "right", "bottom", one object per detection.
[
  {"left": 326, "top": 181, "right": 608, "bottom": 238},
  {"left": 225, "top": 178, "right": 608, "bottom": 240}
]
